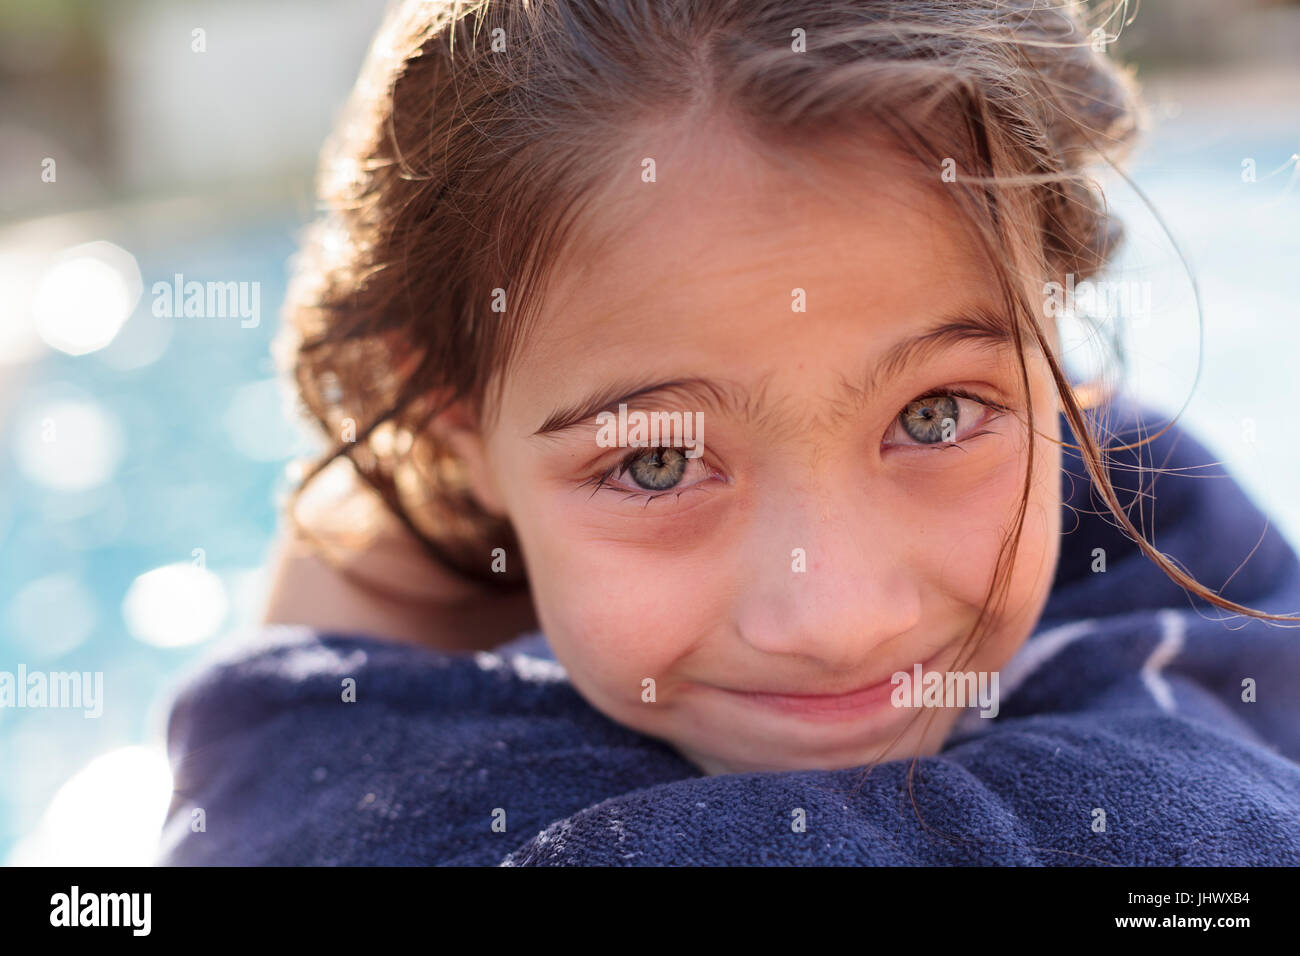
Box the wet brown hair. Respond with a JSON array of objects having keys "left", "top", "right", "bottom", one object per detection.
[{"left": 280, "top": 0, "right": 1299, "bottom": 652}]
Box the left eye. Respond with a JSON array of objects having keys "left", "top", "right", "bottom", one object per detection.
[{"left": 887, "top": 392, "right": 995, "bottom": 446}]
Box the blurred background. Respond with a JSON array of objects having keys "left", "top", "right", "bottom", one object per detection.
[{"left": 0, "top": 0, "right": 1297, "bottom": 865}]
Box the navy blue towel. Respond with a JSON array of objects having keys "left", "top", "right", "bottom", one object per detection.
[{"left": 158, "top": 398, "right": 1300, "bottom": 865}]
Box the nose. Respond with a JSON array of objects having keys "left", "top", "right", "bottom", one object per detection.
[{"left": 731, "top": 464, "right": 923, "bottom": 674}]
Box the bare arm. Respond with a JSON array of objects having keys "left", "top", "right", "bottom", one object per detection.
[{"left": 261, "top": 464, "right": 536, "bottom": 653}]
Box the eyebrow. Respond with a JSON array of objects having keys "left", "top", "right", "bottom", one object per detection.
[
  {"left": 531, "top": 309, "right": 1015, "bottom": 437},
  {"left": 862, "top": 307, "right": 1015, "bottom": 397},
  {"left": 534, "top": 379, "right": 741, "bottom": 436}
]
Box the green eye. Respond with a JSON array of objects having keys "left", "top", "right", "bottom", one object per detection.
[
  {"left": 899, "top": 395, "right": 960, "bottom": 444},
  {"left": 626, "top": 448, "right": 688, "bottom": 490}
]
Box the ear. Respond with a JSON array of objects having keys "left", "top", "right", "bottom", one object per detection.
[{"left": 431, "top": 398, "right": 509, "bottom": 518}]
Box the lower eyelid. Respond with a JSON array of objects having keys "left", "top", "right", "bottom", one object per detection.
[
  {"left": 616, "top": 467, "right": 714, "bottom": 496},
  {"left": 579, "top": 477, "right": 723, "bottom": 517}
]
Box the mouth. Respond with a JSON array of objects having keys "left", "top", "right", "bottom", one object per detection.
[
  {"left": 729, "top": 678, "right": 899, "bottom": 720},
  {"left": 715, "top": 646, "right": 957, "bottom": 723}
]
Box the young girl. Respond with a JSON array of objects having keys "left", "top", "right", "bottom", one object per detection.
[{"left": 159, "top": 0, "right": 1300, "bottom": 864}]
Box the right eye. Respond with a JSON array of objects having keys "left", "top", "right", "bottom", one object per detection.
[
  {"left": 625, "top": 448, "right": 688, "bottom": 490},
  {"left": 582, "top": 448, "right": 720, "bottom": 499}
]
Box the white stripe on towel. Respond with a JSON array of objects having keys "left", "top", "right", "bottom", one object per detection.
[
  {"left": 1142, "top": 610, "right": 1185, "bottom": 714},
  {"left": 999, "top": 618, "right": 1100, "bottom": 702},
  {"left": 953, "top": 619, "right": 1099, "bottom": 735}
]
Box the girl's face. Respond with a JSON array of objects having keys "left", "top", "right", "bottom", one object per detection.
[{"left": 466, "top": 129, "right": 1062, "bottom": 774}]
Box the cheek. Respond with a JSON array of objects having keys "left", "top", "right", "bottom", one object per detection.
[
  {"left": 503, "top": 488, "right": 724, "bottom": 699},
  {"left": 1003, "top": 432, "right": 1063, "bottom": 628},
  {"left": 905, "top": 414, "right": 1061, "bottom": 621}
]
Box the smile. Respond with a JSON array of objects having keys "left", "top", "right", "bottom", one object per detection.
[
  {"left": 716, "top": 646, "right": 957, "bottom": 723},
  {"left": 727, "top": 676, "right": 899, "bottom": 720}
]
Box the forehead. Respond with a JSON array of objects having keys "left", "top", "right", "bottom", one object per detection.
[{"left": 505, "top": 124, "right": 1004, "bottom": 415}]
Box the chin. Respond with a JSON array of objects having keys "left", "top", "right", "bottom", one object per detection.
[{"left": 676, "top": 712, "right": 962, "bottom": 775}]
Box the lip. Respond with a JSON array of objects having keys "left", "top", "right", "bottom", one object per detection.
[{"left": 718, "top": 648, "right": 953, "bottom": 723}]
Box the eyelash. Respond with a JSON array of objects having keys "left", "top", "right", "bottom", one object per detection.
[{"left": 576, "top": 387, "right": 1010, "bottom": 503}]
